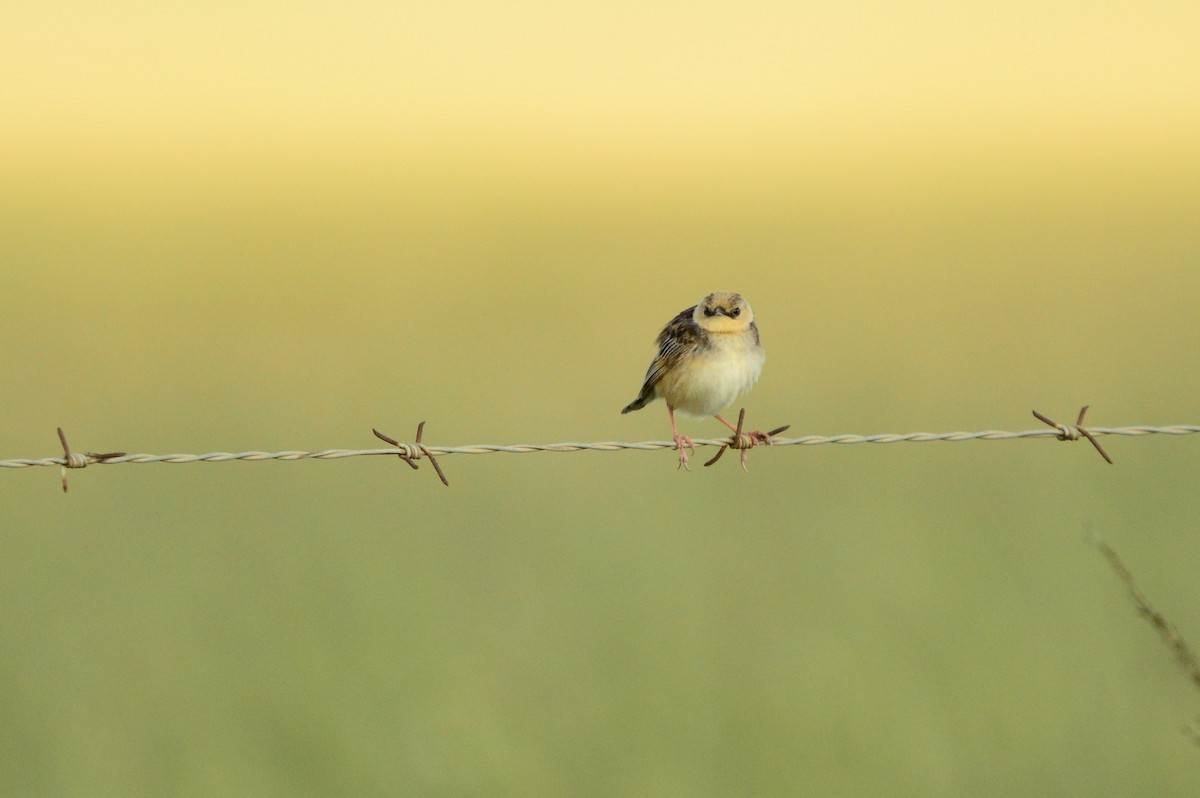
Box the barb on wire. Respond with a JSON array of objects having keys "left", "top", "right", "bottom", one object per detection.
[
  {"left": 703, "top": 408, "right": 792, "bottom": 471},
  {"left": 373, "top": 421, "right": 449, "bottom": 487},
  {"left": 55, "top": 427, "right": 126, "bottom": 493},
  {"left": 1033, "top": 405, "right": 1114, "bottom": 464}
]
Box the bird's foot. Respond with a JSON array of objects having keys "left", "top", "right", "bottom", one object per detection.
[
  {"left": 673, "top": 434, "right": 696, "bottom": 471},
  {"left": 746, "top": 429, "right": 775, "bottom": 446}
]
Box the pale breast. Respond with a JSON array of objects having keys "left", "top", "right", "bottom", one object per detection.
[{"left": 658, "top": 332, "right": 765, "bottom": 417}]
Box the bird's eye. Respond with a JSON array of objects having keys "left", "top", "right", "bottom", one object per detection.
[{"left": 730, "top": 307, "right": 741, "bottom": 317}]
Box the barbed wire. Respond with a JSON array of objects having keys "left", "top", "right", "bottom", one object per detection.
[{"left": 2, "top": 407, "right": 1198, "bottom": 490}]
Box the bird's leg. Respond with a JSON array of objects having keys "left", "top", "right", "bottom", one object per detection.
[
  {"left": 668, "top": 405, "right": 695, "bottom": 470},
  {"left": 714, "top": 414, "right": 739, "bottom": 432}
]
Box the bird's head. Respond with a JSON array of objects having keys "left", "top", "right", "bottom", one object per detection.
[{"left": 693, "top": 292, "right": 754, "bottom": 333}]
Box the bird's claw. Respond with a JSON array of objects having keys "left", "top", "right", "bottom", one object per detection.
[
  {"left": 746, "top": 429, "right": 774, "bottom": 446},
  {"left": 673, "top": 434, "right": 696, "bottom": 471}
]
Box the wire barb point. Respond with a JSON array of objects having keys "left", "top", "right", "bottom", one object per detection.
[
  {"left": 55, "top": 427, "right": 126, "bottom": 493},
  {"left": 1032, "top": 405, "right": 1114, "bottom": 464},
  {"left": 373, "top": 421, "right": 450, "bottom": 486}
]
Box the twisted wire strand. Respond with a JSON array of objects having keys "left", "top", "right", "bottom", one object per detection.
[{"left": 2, "top": 425, "right": 1198, "bottom": 469}]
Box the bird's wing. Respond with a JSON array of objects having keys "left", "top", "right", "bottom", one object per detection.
[{"left": 641, "top": 306, "right": 703, "bottom": 389}]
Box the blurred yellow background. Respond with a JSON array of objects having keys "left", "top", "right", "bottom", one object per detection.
[{"left": 2, "top": 2, "right": 1199, "bottom": 795}]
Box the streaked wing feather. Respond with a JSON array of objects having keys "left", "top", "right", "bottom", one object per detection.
[{"left": 641, "top": 306, "right": 701, "bottom": 389}]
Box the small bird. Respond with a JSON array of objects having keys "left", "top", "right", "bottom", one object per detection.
[{"left": 622, "top": 292, "right": 771, "bottom": 469}]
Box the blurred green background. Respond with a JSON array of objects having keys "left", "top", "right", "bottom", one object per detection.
[{"left": 3, "top": 1, "right": 1200, "bottom": 795}]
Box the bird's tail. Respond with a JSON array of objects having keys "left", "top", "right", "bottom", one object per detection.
[{"left": 621, "top": 386, "right": 654, "bottom": 414}]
